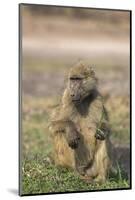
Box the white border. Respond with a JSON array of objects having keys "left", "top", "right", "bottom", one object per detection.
[{"left": 0, "top": 0, "right": 134, "bottom": 199}]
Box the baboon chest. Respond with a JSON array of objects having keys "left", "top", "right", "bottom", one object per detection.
[{"left": 72, "top": 112, "right": 95, "bottom": 141}]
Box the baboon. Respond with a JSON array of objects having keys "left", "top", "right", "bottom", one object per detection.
[{"left": 49, "top": 62, "right": 112, "bottom": 183}]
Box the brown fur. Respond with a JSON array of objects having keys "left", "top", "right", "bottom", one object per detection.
[{"left": 49, "top": 62, "right": 112, "bottom": 183}]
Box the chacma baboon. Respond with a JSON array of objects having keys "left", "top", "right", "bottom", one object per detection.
[{"left": 49, "top": 62, "right": 112, "bottom": 183}]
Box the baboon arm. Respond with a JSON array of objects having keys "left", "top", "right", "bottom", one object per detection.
[
  {"left": 49, "top": 106, "right": 67, "bottom": 134},
  {"left": 50, "top": 105, "right": 80, "bottom": 148},
  {"left": 49, "top": 120, "right": 66, "bottom": 134},
  {"left": 88, "top": 98, "right": 109, "bottom": 140}
]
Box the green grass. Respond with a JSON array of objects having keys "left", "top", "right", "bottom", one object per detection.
[
  {"left": 21, "top": 96, "right": 130, "bottom": 195},
  {"left": 21, "top": 154, "right": 129, "bottom": 195}
]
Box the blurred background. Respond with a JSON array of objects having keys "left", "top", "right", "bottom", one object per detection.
[
  {"left": 22, "top": 5, "right": 130, "bottom": 98},
  {"left": 21, "top": 4, "right": 130, "bottom": 193}
]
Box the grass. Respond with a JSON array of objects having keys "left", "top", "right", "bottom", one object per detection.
[
  {"left": 21, "top": 95, "right": 130, "bottom": 195},
  {"left": 21, "top": 154, "right": 129, "bottom": 195}
]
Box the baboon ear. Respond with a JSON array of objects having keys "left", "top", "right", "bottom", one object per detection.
[{"left": 89, "top": 66, "right": 95, "bottom": 76}]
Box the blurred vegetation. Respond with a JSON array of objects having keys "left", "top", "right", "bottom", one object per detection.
[{"left": 22, "top": 4, "right": 129, "bottom": 23}]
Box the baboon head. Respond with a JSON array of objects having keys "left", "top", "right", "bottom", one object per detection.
[{"left": 67, "top": 63, "right": 97, "bottom": 104}]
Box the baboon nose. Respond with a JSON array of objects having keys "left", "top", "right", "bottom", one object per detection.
[
  {"left": 71, "top": 93, "right": 80, "bottom": 102},
  {"left": 71, "top": 93, "right": 75, "bottom": 97}
]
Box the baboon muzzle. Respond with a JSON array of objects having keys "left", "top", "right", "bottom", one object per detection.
[
  {"left": 70, "top": 92, "right": 81, "bottom": 102},
  {"left": 69, "top": 76, "right": 82, "bottom": 103}
]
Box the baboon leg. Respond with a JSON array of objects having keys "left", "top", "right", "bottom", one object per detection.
[
  {"left": 85, "top": 160, "right": 98, "bottom": 180},
  {"left": 93, "top": 156, "right": 109, "bottom": 183},
  {"left": 53, "top": 134, "right": 75, "bottom": 169},
  {"left": 94, "top": 141, "right": 110, "bottom": 183},
  {"left": 85, "top": 141, "right": 110, "bottom": 183},
  {"left": 79, "top": 160, "right": 97, "bottom": 183},
  {"left": 79, "top": 174, "right": 93, "bottom": 183}
]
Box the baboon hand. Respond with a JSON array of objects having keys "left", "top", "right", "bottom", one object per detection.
[
  {"left": 95, "top": 129, "right": 106, "bottom": 140},
  {"left": 67, "top": 134, "right": 80, "bottom": 149}
]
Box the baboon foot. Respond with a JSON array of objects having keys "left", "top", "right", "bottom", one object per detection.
[
  {"left": 80, "top": 175, "right": 93, "bottom": 183},
  {"left": 43, "top": 154, "right": 54, "bottom": 165},
  {"left": 93, "top": 175, "right": 106, "bottom": 184}
]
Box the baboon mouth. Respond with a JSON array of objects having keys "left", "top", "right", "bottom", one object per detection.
[{"left": 72, "top": 99, "right": 81, "bottom": 104}]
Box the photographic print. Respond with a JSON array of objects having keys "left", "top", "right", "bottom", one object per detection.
[{"left": 19, "top": 3, "right": 131, "bottom": 196}]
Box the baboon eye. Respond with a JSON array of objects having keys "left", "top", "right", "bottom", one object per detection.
[{"left": 70, "top": 77, "right": 82, "bottom": 81}]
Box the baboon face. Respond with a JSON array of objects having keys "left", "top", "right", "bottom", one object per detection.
[
  {"left": 68, "top": 64, "right": 97, "bottom": 104},
  {"left": 68, "top": 76, "right": 83, "bottom": 103}
]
